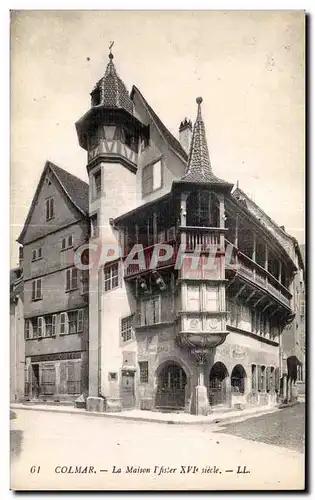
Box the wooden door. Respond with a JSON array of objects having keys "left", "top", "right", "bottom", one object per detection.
[
  {"left": 40, "top": 363, "right": 56, "bottom": 397},
  {"left": 121, "top": 371, "right": 135, "bottom": 409}
]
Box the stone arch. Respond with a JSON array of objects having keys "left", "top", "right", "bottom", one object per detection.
[
  {"left": 231, "top": 364, "right": 247, "bottom": 394},
  {"left": 154, "top": 358, "right": 191, "bottom": 411},
  {"left": 208, "top": 362, "right": 229, "bottom": 406}
]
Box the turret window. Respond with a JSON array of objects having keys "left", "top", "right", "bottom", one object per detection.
[{"left": 93, "top": 170, "right": 101, "bottom": 199}]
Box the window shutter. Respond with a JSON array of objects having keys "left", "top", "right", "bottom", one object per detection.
[
  {"left": 38, "top": 317, "right": 44, "bottom": 337},
  {"left": 257, "top": 365, "right": 262, "bottom": 391},
  {"left": 25, "top": 320, "right": 31, "bottom": 339},
  {"left": 72, "top": 268, "right": 78, "bottom": 289},
  {"left": 66, "top": 269, "right": 71, "bottom": 290},
  {"left": 32, "top": 281, "right": 36, "bottom": 300},
  {"left": 52, "top": 314, "right": 57, "bottom": 336},
  {"left": 50, "top": 198, "right": 54, "bottom": 218},
  {"left": 77, "top": 310, "right": 84, "bottom": 332},
  {"left": 60, "top": 312, "right": 68, "bottom": 334}
]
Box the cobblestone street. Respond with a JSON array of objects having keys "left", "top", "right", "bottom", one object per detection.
[{"left": 216, "top": 403, "right": 305, "bottom": 453}]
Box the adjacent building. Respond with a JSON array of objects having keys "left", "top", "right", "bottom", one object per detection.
[
  {"left": 17, "top": 161, "right": 89, "bottom": 402},
  {"left": 74, "top": 51, "right": 304, "bottom": 415},
  {"left": 10, "top": 265, "right": 24, "bottom": 402}
]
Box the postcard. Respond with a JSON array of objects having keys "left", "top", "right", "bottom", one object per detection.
[{"left": 10, "top": 10, "right": 305, "bottom": 491}]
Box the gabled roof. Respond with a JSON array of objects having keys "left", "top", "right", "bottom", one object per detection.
[
  {"left": 130, "top": 85, "right": 188, "bottom": 163},
  {"left": 17, "top": 161, "right": 89, "bottom": 244}
]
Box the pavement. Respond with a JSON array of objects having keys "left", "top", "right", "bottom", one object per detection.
[
  {"left": 10, "top": 406, "right": 305, "bottom": 491},
  {"left": 217, "top": 403, "right": 305, "bottom": 454},
  {"left": 10, "top": 401, "right": 284, "bottom": 426}
]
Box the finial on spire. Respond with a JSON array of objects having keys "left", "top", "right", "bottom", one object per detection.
[
  {"left": 196, "top": 97, "right": 203, "bottom": 105},
  {"left": 109, "top": 40, "right": 114, "bottom": 59}
]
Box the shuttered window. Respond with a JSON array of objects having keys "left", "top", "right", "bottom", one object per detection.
[
  {"left": 60, "top": 312, "right": 68, "bottom": 335},
  {"left": 66, "top": 268, "right": 78, "bottom": 291},
  {"left": 31, "top": 279, "right": 42, "bottom": 300}
]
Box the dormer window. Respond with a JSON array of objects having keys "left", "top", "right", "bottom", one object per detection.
[{"left": 45, "top": 197, "right": 54, "bottom": 220}]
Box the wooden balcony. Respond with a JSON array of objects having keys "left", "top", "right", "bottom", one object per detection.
[
  {"left": 124, "top": 243, "right": 178, "bottom": 278},
  {"left": 179, "top": 226, "right": 226, "bottom": 252},
  {"left": 226, "top": 245, "right": 292, "bottom": 309}
]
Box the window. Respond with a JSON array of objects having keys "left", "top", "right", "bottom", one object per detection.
[
  {"left": 231, "top": 365, "right": 246, "bottom": 394},
  {"left": 32, "top": 248, "right": 42, "bottom": 261},
  {"left": 31, "top": 278, "right": 42, "bottom": 300},
  {"left": 143, "top": 296, "right": 161, "bottom": 326},
  {"left": 46, "top": 197, "right": 54, "bottom": 220},
  {"left": 139, "top": 361, "right": 149, "bottom": 383},
  {"left": 37, "top": 317, "right": 44, "bottom": 337},
  {"left": 66, "top": 268, "right": 78, "bottom": 291},
  {"left": 62, "top": 310, "right": 84, "bottom": 335},
  {"left": 251, "top": 364, "right": 257, "bottom": 390},
  {"left": 104, "top": 262, "right": 119, "bottom": 291},
  {"left": 25, "top": 320, "right": 31, "bottom": 340},
  {"left": 142, "top": 160, "right": 162, "bottom": 196},
  {"left": 90, "top": 213, "right": 99, "bottom": 238},
  {"left": 44, "top": 315, "right": 57, "bottom": 337},
  {"left": 93, "top": 170, "right": 101, "bottom": 198},
  {"left": 61, "top": 235, "right": 74, "bottom": 250},
  {"left": 60, "top": 312, "right": 68, "bottom": 335},
  {"left": 109, "top": 372, "right": 117, "bottom": 381},
  {"left": 121, "top": 316, "right": 133, "bottom": 342}
]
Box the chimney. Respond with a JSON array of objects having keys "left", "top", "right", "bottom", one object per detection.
[{"left": 179, "top": 118, "right": 192, "bottom": 154}]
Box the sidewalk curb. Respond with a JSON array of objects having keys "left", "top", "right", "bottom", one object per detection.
[{"left": 10, "top": 403, "right": 280, "bottom": 426}]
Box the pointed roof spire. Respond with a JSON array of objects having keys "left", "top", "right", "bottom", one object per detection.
[
  {"left": 179, "top": 97, "right": 231, "bottom": 187},
  {"left": 90, "top": 43, "right": 133, "bottom": 114}
]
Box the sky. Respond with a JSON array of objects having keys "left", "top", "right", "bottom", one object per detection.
[{"left": 10, "top": 10, "right": 305, "bottom": 267}]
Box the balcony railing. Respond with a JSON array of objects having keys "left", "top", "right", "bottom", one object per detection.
[
  {"left": 179, "top": 226, "right": 225, "bottom": 252},
  {"left": 124, "top": 243, "right": 177, "bottom": 277},
  {"left": 226, "top": 245, "right": 292, "bottom": 309}
]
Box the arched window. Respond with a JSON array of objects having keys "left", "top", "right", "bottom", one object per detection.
[
  {"left": 186, "top": 191, "right": 219, "bottom": 227},
  {"left": 231, "top": 365, "right": 247, "bottom": 394}
]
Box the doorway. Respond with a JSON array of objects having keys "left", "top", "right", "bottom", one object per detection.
[
  {"left": 208, "top": 362, "right": 229, "bottom": 406},
  {"left": 31, "top": 364, "right": 40, "bottom": 399},
  {"left": 121, "top": 370, "right": 135, "bottom": 409},
  {"left": 156, "top": 362, "right": 187, "bottom": 410}
]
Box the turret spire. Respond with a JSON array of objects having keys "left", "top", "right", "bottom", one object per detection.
[
  {"left": 90, "top": 44, "right": 133, "bottom": 114},
  {"left": 177, "top": 97, "right": 232, "bottom": 187}
]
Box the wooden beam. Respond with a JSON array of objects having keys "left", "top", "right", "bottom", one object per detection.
[
  {"left": 234, "top": 284, "right": 247, "bottom": 300},
  {"left": 269, "top": 306, "right": 280, "bottom": 318},
  {"left": 245, "top": 290, "right": 256, "bottom": 303},
  {"left": 253, "top": 295, "right": 265, "bottom": 308},
  {"left": 262, "top": 301, "right": 273, "bottom": 313}
]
